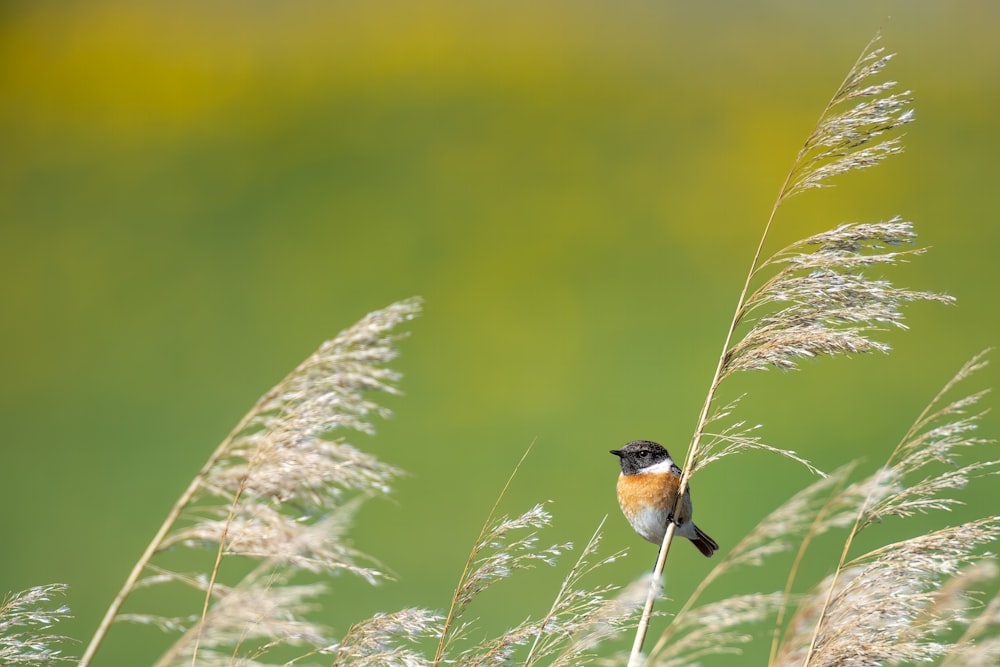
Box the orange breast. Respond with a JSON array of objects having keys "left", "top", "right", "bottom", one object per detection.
[{"left": 617, "top": 471, "right": 692, "bottom": 524}]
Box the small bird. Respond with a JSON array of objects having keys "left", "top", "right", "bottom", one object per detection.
[{"left": 610, "top": 440, "right": 718, "bottom": 557}]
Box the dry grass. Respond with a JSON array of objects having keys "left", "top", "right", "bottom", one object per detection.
[
  {"left": 0, "top": 584, "right": 72, "bottom": 665},
  {"left": 625, "top": 33, "right": 957, "bottom": 664}
]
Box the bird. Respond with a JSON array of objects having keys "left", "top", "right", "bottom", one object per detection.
[{"left": 610, "top": 440, "right": 718, "bottom": 557}]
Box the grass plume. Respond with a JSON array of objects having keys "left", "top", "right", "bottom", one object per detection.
[
  {"left": 63, "top": 298, "right": 637, "bottom": 667},
  {"left": 632, "top": 353, "right": 999, "bottom": 667},
  {"left": 0, "top": 584, "right": 72, "bottom": 665},
  {"left": 433, "top": 446, "right": 640, "bottom": 667},
  {"left": 78, "top": 297, "right": 423, "bottom": 667},
  {"left": 784, "top": 352, "right": 998, "bottom": 667},
  {"left": 627, "top": 33, "right": 944, "bottom": 665}
]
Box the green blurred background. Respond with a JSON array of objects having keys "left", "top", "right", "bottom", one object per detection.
[{"left": 2, "top": 1, "right": 998, "bottom": 664}]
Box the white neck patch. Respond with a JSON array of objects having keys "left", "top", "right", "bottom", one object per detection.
[{"left": 640, "top": 457, "right": 676, "bottom": 474}]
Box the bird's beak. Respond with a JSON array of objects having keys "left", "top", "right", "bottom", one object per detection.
[{"left": 609, "top": 449, "right": 623, "bottom": 457}]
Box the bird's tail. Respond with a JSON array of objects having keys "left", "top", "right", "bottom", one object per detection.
[{"left": 689, "top": 524, "right": 718, "bottom": 557}]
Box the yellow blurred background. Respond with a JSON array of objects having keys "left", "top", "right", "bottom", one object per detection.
[{"left": 2, "top": 1, "right": 998, "bottom": 664}]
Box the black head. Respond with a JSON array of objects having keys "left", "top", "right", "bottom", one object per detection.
[{"left": 610, "top": 440, "right": 671, "bottom": 475}]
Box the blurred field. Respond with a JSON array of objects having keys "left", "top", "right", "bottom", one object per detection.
[{"left": 2, "top": 1, "right": 998, "bottom": 664}]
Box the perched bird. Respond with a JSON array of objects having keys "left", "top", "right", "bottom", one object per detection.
[{"left": 610, "top": 440, "right": 718, "bottom": 557}]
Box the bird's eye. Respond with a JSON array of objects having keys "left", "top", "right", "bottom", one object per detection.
[{"left": 638, "top": 450, "right": 649, "bottom": 458}]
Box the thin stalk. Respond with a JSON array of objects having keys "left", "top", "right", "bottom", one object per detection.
[
  {"left": 626, "top": 522, "right": 675, "bottom": 667},
  {"left": 151, "top": 562, "right": 281, "bottom": 667},
  {"left": 189, "top": 484, "right": 247, "bottom": 666},
  {"left": 152, "top": 615, "right": 201, "bottom": 667},
  {"left": 797, "top": 356, "right": 974, "bottom": 666},
  {"left": 625, "top": 40, "right": 863, "bottom": 664},
  {"left": 78, "top": 387, "right": 280, "bottom": 667},
  {"left": 431, "top": 441, "right": 535, "bottom": 667},
  {"left": 188, "top": 404, "right": 289, "bottom": 666},
  {"left": 77, "top": 471, "right": 205, "bottom": 667},
  {"left": 625, "top": 112, "right": 799, "bottom": 667},
  {"left": 525, "top": 516, "right": 607, "bottom": 665},
  {"left": 645, "top": 527, "right": 712, "bottom": 659},
  {"left": 799, "top": 509, "right": 864, "bottom": 666},
  {"left": 891, "top": 350, "right": 991, "bottom": 466},
  {"left": 648, "top": 472, "right": 838, "bottom": 660},
  {"left": 766, "top": 473, "right": 851, "bottom": 667}
]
